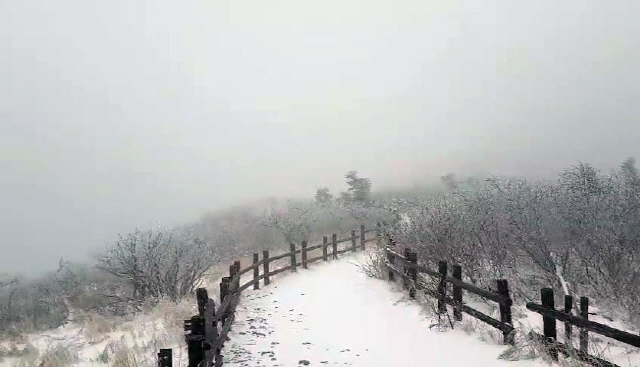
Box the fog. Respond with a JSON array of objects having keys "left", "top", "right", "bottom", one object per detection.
[{"left": 1, "top": 0, "right": 639, "bottom": 273}]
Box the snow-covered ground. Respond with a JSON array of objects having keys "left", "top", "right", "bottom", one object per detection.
[
  {"left": 2, "top": 251, "right": 638, "bottom": 367},
  {"left": 0, "top": 299, "right": 192, "bottom": 367},
  {"left": 225, "top": 252, "right": 546, "bottom": 367}
]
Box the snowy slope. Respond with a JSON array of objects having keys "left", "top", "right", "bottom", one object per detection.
[
  {"left": 224, "top": 252, "right": 546, "bottom": 367},
  {"left": 2, "top": 251, "right": 638, "bottom": 366}
]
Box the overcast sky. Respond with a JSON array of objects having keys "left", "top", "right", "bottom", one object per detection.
[{"left": 1, "top": 0, "right": 639, "bottom": 274}]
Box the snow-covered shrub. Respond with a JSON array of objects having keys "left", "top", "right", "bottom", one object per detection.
[
  {"left": 150, "top": 297, "right": 195, "bottom": 333},
  {"left": 386, "top": 159, "right": 640, "bottom": 323},
  {"left": 109, "top": 342, "right": 138, "bottom": 367},
  {"left": 96, "top": 226, "right": 220, "bottom": 303},
  {"left": 80, "top": 311, "right": 115, "bottom": 343},
  {"left": 357, "top": 244, "right": 388, "bottom": 279},
  {"left": 37, "top": 342, "right": 78, "bottom": 367}
]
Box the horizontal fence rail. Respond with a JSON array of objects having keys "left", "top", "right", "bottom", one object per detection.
[
  {"left": 526, "top": 287, "right": 640, "bottom": 366},
  {"left": 159, "top": 224, "right": 380, "bottom": 367},
  {"left": 385, "top": 240, "right": 514, "bottom": 345},
  {"left": 162, "top": 227, "right": 639, "bottom": 367},
  {"left": 384, "top": 233, "right": 640, "bottom": 367}
]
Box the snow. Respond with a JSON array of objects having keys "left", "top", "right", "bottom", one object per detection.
[
  {"left": 0, "top": 298, "right": 192, "bottom": 367},
  {"left": 224, "top": 252, "right": 546, "bottom": 367},
  {"left": 2, "top": 251, "right": 638, "bottom": 366}
]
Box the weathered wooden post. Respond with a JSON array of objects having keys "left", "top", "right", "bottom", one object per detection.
[
  {"left": 232, "top": 260, "right": 241, "bottom": 291},
  {"left": 184, "top": 315, "right": 205, "bottom": 367},
  {"left": 229, "top": 264, "right": 237, "bottom": 299},
  {"left": 332, "top": 234, "right": 338, "bottom": 259},
  {"left": 262, "top": 250, "right": 270, "bottom": 286},
  {"left": 158, "top": 349, "right": 172, "bottom": 367},
  {"left": 541, "top": 288, "right": 558, "bottom": 361},
  {"left": 580, "top": 296, "right": 589, "bottom": 354},
  {"left": 360, "top": 225, "right": 366, "bottom": 250},
  {"left": 408, "top": 251, "right": 418, "bottom": 299},
  {"left": 438, "top": 261, "right": 448, "bottom": 314},
  {"left": 322, "top": 236, "right": 328, "bottom": 261},
  {"left": 290, "top": 243, "right": 297, "bottom": 272},
  {"left": 220, "top": 277, "right": 229, "bottom": 301},
  {"left": 386, "top": 247, "right": 395, "bottom": 281},
  {"left": 452, "top": 265, "right": 463, "bottom": 321},
  {"left": 228, "top": 263, "right": 240, "bottom": 332},
  {"left": 497, "top": 280, "right": 513, "bottom": 345},
  {"left": 351, "top": 230, "right": 357, "bottom": 251},
  {"left": 253, "top": 253, "right": 260, "bottom": 290},
  {"left": 565, "top": 295, "right": 573, "bottom": 346},
  {"left": 197, "top": 288, "right": 208, "bottom": 317},
  {"left": 301, "top": 241, "right": 308, "bottom": 269},
  {"left": 234, "top": 260, "right": 241, "bottom": 275},
  {"left": 402, "top": 248, "right": 411, "bottom": 290},
  {"left": 203, "top": 297, "right": 218, "bottom": 366}
]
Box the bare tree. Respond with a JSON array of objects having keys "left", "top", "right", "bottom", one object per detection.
[
  {"left": 385, "top": 159, "right": 640, "bottom": 321},
  {"left": 265, "top": 200, "right": 318, "bottom": 245},
  {"left": 96, "top": 226, "right": 219, "bottom": 302}
]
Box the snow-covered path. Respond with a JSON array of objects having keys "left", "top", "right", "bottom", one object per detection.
[{"left": 224, "top": 252, "right": 544, "bottom": 367}]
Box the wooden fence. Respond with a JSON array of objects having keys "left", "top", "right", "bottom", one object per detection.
[
  {"left": 384, "top": 235, "right": 640, "bottom": 367},
  {"left": 157, "top": 224, "right": 379, "bottom": 367},
  {"left": 527, "top": 288, "right": 640, "bottom": 367},
  {"left": 384, "top": 237, "right": 515, "bottom": 345}
]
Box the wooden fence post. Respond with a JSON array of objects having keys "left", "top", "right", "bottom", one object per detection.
[
  {"left": 402, "top": 248, "right": 411, "bottom": 290},
  {"left": 290, "top": 243, "right": 297, "bottom": 272},
  {"left": 541, "top": 287, "right": 558, "bottom": 361},
  {"left": 229, "top": 264, "right": 236, "bottom": 292},
  {"left": 158, "top": 349, "right": 172, "bottom": 367},
  {"left": 185, "top": 314, "right": 205, "bottom": 367},
  {"left": 219, "top": 277, "right": 229, "bottom": 326},
  {"left": 232, "top": 260, "right": 241, "bottom": 291},
  {"left": 565, "top": 295, "right": 573, "bottom": 346},
  {"left": 497, "top": 280, "right": 513, "bottom": 345},
  {"left": 322, "top": 236, "right": 328, "bottom": 261},
  {"left": 452, "top": 265, "right": 462, "bottom": 321},
  {"left": 360, "top": 225, "right": 366, "bottom": 250},
  {"left": 387, "top": 247, "right": 395, "bottom": 282},
  {"left": 253, "top": 253, "right": 260, "bottom": 290},
  {"left": 196, "top": 288, "right": 208, "bottom": 317},
  {"left": 301, "top": 241, "right": 308, "bottom": 269},
  {"left": 580, "top": 296, "right": 589, "bottom": 354},
  {"left": 203, "top": 297, "right": 217, "bottom": 366},
  {"left": 262, "top": 250, "right": 270, "bottom": 286},
  {"left": 220, "top": 278, "right": 229, "bottom": 300},
  {"left": 438, "top": 261, "right": 448, "bottom": 314},
  {"left": 408, "top": 251, "right": 417, "bottom": 299},
  {"left": 332, "top": 234, "right": 338, "bottom": 259},
  {"left": 351, "top": 229, "right": 357, "bottom": 251},
  {"left": 229, "top": 262, "right": 240, "bottom": 332}
]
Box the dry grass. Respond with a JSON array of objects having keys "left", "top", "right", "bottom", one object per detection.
[
  {"left": 79, "top": 312, "right": 115, "bottom": 343},
  {"left": 98, "top": 339, "right": 139, "bottom": 367},
  {"left": 151, "top": 298, "right": 195, "bottom": 333},
  {"left": 13, "top": 343, "right": 78, "bottom": 367},
  {"left": 111, "top": 345, "right": 138, "bottom": 367}
]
